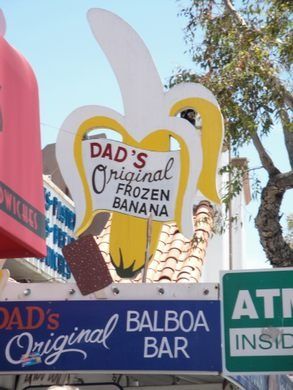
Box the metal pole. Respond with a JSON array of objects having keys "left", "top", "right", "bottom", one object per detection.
[{"left": 142, "top": 213, "right": 152, "bottom": 283}]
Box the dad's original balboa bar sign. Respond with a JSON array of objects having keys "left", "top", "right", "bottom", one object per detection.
[
  {"left": 0, "top": 300, "right": 221, "bottom": 372},
  {"left": 0, "top": 10, "right": 46, "bottom": 258},
  {"left": 56, "top": 9, "right": 224, "bottom": 277}
]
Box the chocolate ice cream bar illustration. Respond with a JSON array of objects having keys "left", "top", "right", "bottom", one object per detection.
[{"left": 62, "top": 235, "right": 112, "bottom": 295}]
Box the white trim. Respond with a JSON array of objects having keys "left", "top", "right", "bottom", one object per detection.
[{"left": 1, "top": 282, "right": 219, "bottom": 301}]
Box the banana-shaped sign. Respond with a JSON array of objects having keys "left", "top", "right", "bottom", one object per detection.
[{"left": 56, "top": 9, "right": 224, "bottom": 278}]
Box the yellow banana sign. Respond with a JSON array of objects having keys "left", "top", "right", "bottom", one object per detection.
[{"left": 56, "top": 9, "right": 224, "bottom": 278}]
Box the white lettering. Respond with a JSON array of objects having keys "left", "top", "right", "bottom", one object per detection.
[
  {"left": 232, "top": 290, "right": 258, "bottom": 319},
  {"left": 256, "top": 289, "right": 280, "bottom": 318},
  {"left": 5, "top": 333, "right": 33, "bottom": 364},
  {"left": 174, "top": 337, "right": 190, "bottom": 358},
  {"left": 157, "top": 337, "right": 173, "bottom": 358},
  {"left": 193, "top": 310, "right": 210, "bottom": 331},
  {"left": 139, "top": 311, "right": 158, "bottom": 332},
  {"left": 165, "top": 311, "right": 179, "bottom": 331},
  {"left": 144, "top": 337, "right": 190, "bottom": 358},
  {"left": 144, "top": 337, "right": 158, "bottom": 358},
  {"left": 126, "top": 311, "right": 140, "bottom": 332},
  {"left": 179, "top": 311, "right": 194, "bottom": 332},
  {"left": 282, "top": 288, "right": 293, "bottom": 318},
  {"left": 127, "top": 310, "right": 210, "bottom": 332},
  {"left": 5, "top": 315, "right": 119, "bottom": 366}
]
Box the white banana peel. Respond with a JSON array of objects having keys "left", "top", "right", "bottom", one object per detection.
[{"left": 56, "top": 9, "right": 224, "bottom": 278}]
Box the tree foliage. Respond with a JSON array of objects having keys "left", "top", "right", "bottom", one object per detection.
[{"left": 170, "top": 0, "right": 293, "bottom": 266}]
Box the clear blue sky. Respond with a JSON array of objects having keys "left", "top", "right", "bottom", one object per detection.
[
  {"left": 2, "top": 0, "right": 192, "bottom": 146},
  {"left": 1, "top": 0, "right": 291, "bottom": 270}
]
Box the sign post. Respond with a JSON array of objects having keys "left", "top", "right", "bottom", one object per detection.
[{"left": 221, "top": 268, "right": 293, "bottom": 375}]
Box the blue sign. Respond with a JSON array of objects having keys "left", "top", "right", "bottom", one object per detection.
[
  {"left": 39, "top": 187, "right": 76, "bottom": 280},
  {"left": 0, "top": 300, "right": 221, "bottom": 372}
]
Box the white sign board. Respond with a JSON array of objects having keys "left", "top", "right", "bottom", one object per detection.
[{"left": 82, "top": 139, "right": 180, "bottom": 221}]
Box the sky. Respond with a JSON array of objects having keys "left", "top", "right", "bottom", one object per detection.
[{"left": 1, "top": 0, "right": 291, "bottom": 270}]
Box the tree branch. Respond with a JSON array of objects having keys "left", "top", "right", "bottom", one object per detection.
[
  {"left": 255, "top": 171, "right": 293, "bottom": 267},
  {"left": 251, "top": 132, "right": 280, "bottom": 177},
  {"left": 279, "top": 109, "right": 293, "bottom": 169},
  {"left": 223, "top": 0, "right": 246, "bottom": 26},
  {"left": 274, "top": 170, "right": 293, "bottom": 189}
]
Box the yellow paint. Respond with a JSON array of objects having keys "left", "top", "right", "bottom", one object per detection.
[
  {"left": 170, "top": 98, "right": 224, "bottom": 203},
  {"left": 74, "top": 116, "right": 127, "bottom": 236}
]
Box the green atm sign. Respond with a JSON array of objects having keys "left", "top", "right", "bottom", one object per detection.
[{"left": 221, "top": 268, "right": 293, "bottom": 374}]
